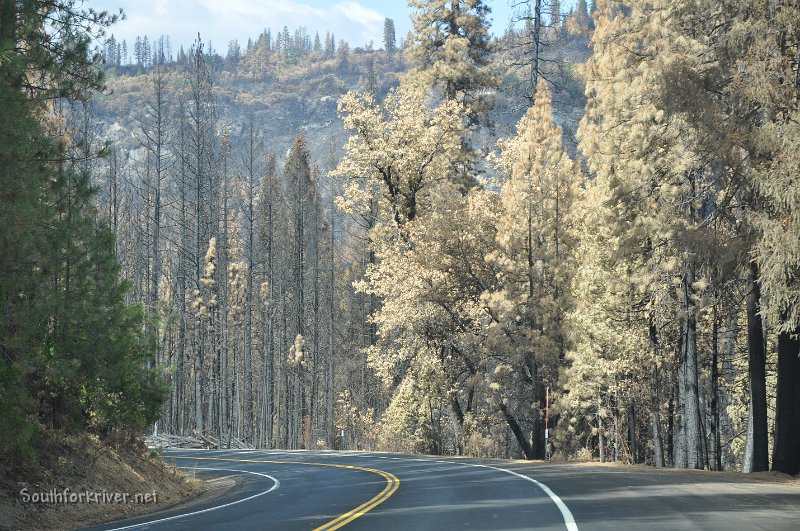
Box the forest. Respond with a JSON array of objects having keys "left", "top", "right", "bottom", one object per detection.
[{"left": 1, "top": 0, "right": 799, "bottom": 479}]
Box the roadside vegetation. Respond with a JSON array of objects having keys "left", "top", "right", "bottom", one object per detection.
[{"left": 1, "top": 7, "right": 799, "bottom": 522}]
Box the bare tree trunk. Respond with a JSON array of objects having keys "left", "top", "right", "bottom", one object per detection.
[
  {"left": 530, "top": 0, "right": 542, "bottom": 102},
  {"left": 326, "top": 197, "right": 335, "bottom": 447},
  {"left": 627, "top": 402, "right": 637, "bottom": 463},
  {"left": 242, "top": 124, "right": 260, "bottom": 445},
  {"left": 499, "top": 403, "right": 535, "bottom": 459},
  {"left": 598, "top": 395, "right": 606, "bottom": 463},
  {"left": 674, "top": 357, "right": 688, "bottom": 468},
  {"left": 709, "top": 306, "right": 722, "bottom": 471},
  {"left": 772, "top": 326, "right": 800, "bottom": 475},
  {"left": 311, "top": 218, "right": 320, "bottom": 448},
  {"left": 666, "top": 385, "right": 674, "bottom": 467},
  {"left": 744, "top": 261, "right": 768, "bottom": 472},
  {"left": 176, "top": 110, "right": 189, "bottom": 435},
  {"left": 613, "top": 391, "right": 619, "bottom": 462},
  {"left": 649, "top": 323, "right": 664, "bottom": 467},
  {"left": 682, "top": 260, "right": 703, "bottom": 469}
]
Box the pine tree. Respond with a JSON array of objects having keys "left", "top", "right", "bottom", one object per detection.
[
  {"left": 720, "top": 0, "right": 800, "bottom": 475},
  {"left": 407, "top": 0, "right": 497, "bottom": 125},
  {"left": 0, "top": 1, "right": 165, "bottom": 461},
  {"left": 313, "top": 32, "right": 322, "bottom": 53},
  {"left": 282, "top": 26, "right": 291, "bottom": 59},
  {"left": 576, "top": 0, "right": 741, "bottom": 469},
  {"left": 325, "top": 32, "right": 335, "bottom": 58},
  {"left": 551, "top": 0, "right": 561, "bottom": 28},
  {"left": 183, "top": 34, "right": 219, "bottom": 435},
  {"left": 255, "top": 153, "right": 277, "bottom": 447},
  {"left": 487, "top": 79, "right": 582, "bottom": 458},
  {"left": 383, "top": 18, "right": 396, "bottom": 56},
  {"left": 577, "top": 0, "right": 588, "bottom": 20},
  {"left": 337, "top": 39, "right": 350, "bottom": 73},
  {"left": 142, "top": 36, "right": 151, "bottom": 67}
]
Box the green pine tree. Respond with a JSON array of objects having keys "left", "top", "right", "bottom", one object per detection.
[{"left": 0, "top": 0, "right": 166, "bottom": 464}]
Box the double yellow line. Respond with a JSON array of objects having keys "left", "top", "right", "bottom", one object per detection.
[
  {"left": 312, "top": 463, "right": 398, "bottom": 531},
  {"left": 169, "top": 455, "right": 400, "bottom": 530}
]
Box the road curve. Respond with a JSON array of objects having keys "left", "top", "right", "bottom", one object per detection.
[{"left": 87, "top": 449, "right": 800, "bottom": 530}]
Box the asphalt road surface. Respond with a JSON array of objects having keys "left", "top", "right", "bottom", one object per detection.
[{"left": 86, "top": 449, "right": 800, "bottom": 530}]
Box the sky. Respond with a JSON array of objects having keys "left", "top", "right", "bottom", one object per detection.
[{"left": 90, "top": 0, "right": 577, "bottom": 55}]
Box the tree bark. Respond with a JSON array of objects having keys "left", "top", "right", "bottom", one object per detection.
[
  {"left": 649, "top": 323, "right": 664, "bottom": 467},
  {"left": 709, "top": 309, "right": 722, "bottom": 471},
  {"left": 682, "top": 260, "right": 703, "bottom": 469},
  {"left": 628, "top": 401, "right": 637, "bottom": 463},
  {"left": 744, "top": 261, "right": 769, "bottom": 472},
  {"left": 772, "top": 326, "right": 800, "bottom": 475},
  {"left": 530, "top": 0, "right": 542, "bottom": 102},
  {"left": 598, "top": 395, "right": 606, "bottom": 463},
  {"left": 499, "top": 403, "right": 535, "bottom": 460}
]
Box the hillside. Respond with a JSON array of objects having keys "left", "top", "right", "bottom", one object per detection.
[{"left": 91, "top": 29, "right": 589, "bottom": 176}]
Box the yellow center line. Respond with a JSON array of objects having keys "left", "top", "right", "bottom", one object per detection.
[{"left": 169, "top": 455, "right": 400, "bottom": 530}]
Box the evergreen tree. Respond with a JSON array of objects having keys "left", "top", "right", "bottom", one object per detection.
[
  {"left": 325, "top": 31, "right": 335, "bottom": 58},
  {"left": 142, "top": 36, "right": 151, "bottom": 67},
  {"left": 0, "top": 1, "right": 165, "bottom": 461},
  {"left": 577, "top": 0, "right": 732, "bottom": 469},
  {"left": 337, "top": 39, "right": 350, "bottom": 73},
  {"left": 407, "top": 0, "right": 497, "bottom": 125},
  {"left": 282, "top": 26, "right": 291, "bottom": 59},
  {"left": 722, "top": 0, "right": 800, "bottom": 475},
  {"left": 264, "top": 29, "right": 272, "bottom": 53},
  {"left": 488, "top": 79, "right": 582, "bottom": 458},
  {"left": 227, "top": 40, "right": 241, "bottom": 62},
  {"left": 134, "top": 36, "right": 142, "bottom": 66},
  {"left": 551, "top": 0, "right": 561, "bottom": 28},
  {"left": 577, "top": 0, "right": 588, "bottom": 19},
  {"left": 313, "top": 31, "right": 322, "bottom": 53},
  {"left": 383, "top": 18, "right": 396, "bottom": 55}
]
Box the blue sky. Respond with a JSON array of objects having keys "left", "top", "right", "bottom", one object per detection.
[{"left": 91, "top": 1, "right": 577, "bottom": 54}]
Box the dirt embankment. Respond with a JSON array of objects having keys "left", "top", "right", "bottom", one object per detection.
[
  {"left": 0, "top": 431, "right": 201, "bottom": 530},
  {"left": 515, "top": 458, "right": 800, "bottom": 487}
]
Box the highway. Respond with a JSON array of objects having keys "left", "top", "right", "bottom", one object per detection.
[{"left": 87, "top": 449, "right": 800, "bottom": 530}]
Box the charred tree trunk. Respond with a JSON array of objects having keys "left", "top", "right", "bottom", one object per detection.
[
  {"left": 499, "top": 403, "right": 535, "bottom": 460},
  {"left": 772, "top": 326, "right": 800, "bottom": 475},
  {"left": 650, "top": 322, "right": 665, "bottom": 467},
  {"left": 709, "top": 308, "right": 722, "bottom": 471},
  {"left": 744, "top": 261, "right": 769, "bottom": 472},
  {"left": 681, "top": 260, "right": 703, "bottom": 469}
]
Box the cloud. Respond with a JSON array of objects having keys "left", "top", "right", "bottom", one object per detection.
[
  {"left": 101, "top": 0, "right": 391, "bottom": 52},
  {"left": 198, "top": 0, "right": 325, "bottom": 18},
  {"left": 332, "top": 1, "right": 384, "bottom": 43},
  {"left": 333, "top": 1, "right": 384, "bottom": 26}
]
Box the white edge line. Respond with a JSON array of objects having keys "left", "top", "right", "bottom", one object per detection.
[
  {"left": 107, "top": 467, "right": 280, "bottom": 531},
  {"left": 467, "top": 463, "right": 578, "bottom": 531},
  {"left": 150, "top": 451, "right": 575, "bottom": 530}
]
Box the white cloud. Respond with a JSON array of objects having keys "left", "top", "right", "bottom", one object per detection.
[
  {"left": 332, "top": 1, "right": 384, "bottom": 44},
  {"left": 333, "top": 1, "right": 383, "bottom": 26},
  {"left": 198, "top": 0, "right": 325, "bottom": 18},
  {"left": 100, "top": 0, "right": 394, "bottom": 52}
]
